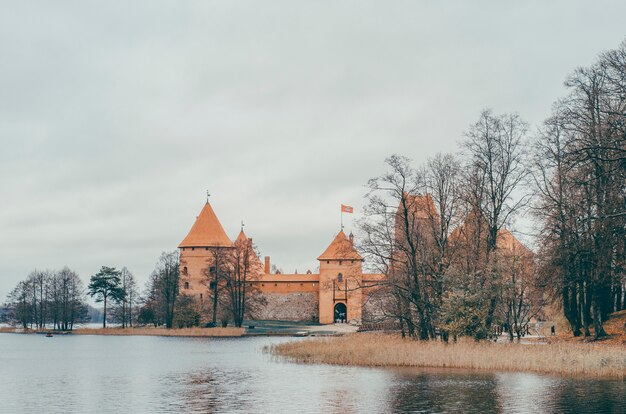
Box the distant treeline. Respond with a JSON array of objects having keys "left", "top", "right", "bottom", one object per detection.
[{"left": 2, "top": 251, "right": 184, "bottom": 330}]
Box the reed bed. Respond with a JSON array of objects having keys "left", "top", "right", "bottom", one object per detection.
[
  {"left": 0, "top": 327, "right": 19, "bottom": 333},
  {"left": 72, "top": 327, "right": 245, "bottom": 337},
  {"left": 269, "top": 333, "right": 626, "bottom": 378}
]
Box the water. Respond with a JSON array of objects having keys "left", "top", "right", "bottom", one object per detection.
[{"left": 0, "top": 334, "right": 623, "bottom": 413}]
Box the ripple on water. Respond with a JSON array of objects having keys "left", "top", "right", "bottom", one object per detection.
[{"left": 0, "top": 335, "right": 623, "bottom": 413}]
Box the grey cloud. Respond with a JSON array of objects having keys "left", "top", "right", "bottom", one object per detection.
[{"left": 1, "top": 0, "right": 625, "bottom": 298}]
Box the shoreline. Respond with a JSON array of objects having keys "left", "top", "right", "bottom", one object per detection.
[
  {"left": 268, "top": 332, "right": 626, "bottom": 379},
  {"left": 0, "top": 322, "right": 356, "bottom": 338},
  {"left": 0, "top": 326, "right": 245, "bottom": 338}
]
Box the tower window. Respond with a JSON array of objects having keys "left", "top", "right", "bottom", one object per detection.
[
  {"left": 339, "top": 261, "right": 342, "bottom": 265},
  {"left": 205, "top": 247, "right": 208, "bottom": 250},
  {"left": 184, "top": 282, "right": 189, "bottom": 289},
  {"left": 338, "top": 273, "right": 343, "bottom": 283},
  {"left": 210, "top": 281, "right": 216, "bottom": 289},
  {"left": 183, "top": 266, "right": 188, "bottom": 275},
  {"left": 200, "top": 293, "right": 203, "bottom": 299},
  {"left": 192, "top": 247, "right": 195, "bottom": 251}
]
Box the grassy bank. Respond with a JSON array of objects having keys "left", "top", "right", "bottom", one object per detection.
[
  {"left": 73, "top": 327, "right": 245, "bottom": 337},
  {"left": 0, "top": 326, "right": 245, "bottom": 337},
  {"left": 269, "top": 333, "right": 625, "bottom": 378},
  {"left": 0, "top": 327, "right": 20, "bottom": 333}
]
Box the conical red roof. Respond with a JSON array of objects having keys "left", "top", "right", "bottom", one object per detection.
[
  {"left": 234, "top": 229, "right": 264, "bottom": 271},
  {"left": 235, "top": 229, "right": 248, "bottom": 244},
  {"left": 317, "top": 230, "right": 362, "bottom": 261},
  {"left": 178, "top": 202, "right": 233, "bottom": 248}
]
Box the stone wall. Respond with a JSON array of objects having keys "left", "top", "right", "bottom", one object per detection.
[{"left": 253, "top": 292, "right": 319, "bottom": 322}]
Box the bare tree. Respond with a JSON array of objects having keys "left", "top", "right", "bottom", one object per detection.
[
  {"left": 533, "top": 40, "right": 626, "bottom": 339},
  {"left": 154, "top": 251, "right": 181, "bottom": 329},
  {"left": 54, "top": 267, "right": 86, "bottom": 330},
  {"left": 497, "top": 233, "right": 541, "bottom": 341},
  {"left": 114, "top": 267, "right": 138, "bottom": 328},
  {"left": 200, "top": 247, "right": 232, "bottom": 326},
  {"left": 221, "top": 233, "right": 266, "bottom": 327},
  {"left": 461, "top": 109, "right": 531, "bottom": 334},
  {"left": 5, "top": 280, "right": 33, "bottom": 328},
  {"left": 360, "top": 155, "right": 448, "bottom": 339},
  {"left": 423, "top": 153, "right": 463, "bottom": 340},
  {"left": 28, "top": 270, "right": 51, "bottom": 329}
]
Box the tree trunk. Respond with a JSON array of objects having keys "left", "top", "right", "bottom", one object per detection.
[
  {"left": 592, "top": 288, "right": 607, "bottom": 339},
  {"left": 212, "top": 255, "right": 220, "bottom": 326},
  {"left": 103, "top": 295, "right": 107, "bottom": 329},
  {"left": 582, "top": 283, "right": 592, "bottom": 337}
]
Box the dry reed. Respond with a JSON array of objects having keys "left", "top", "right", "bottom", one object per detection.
[
  {"left": 0, "top": 327, "right": 19, "bottom": 333},
  {"left": 72, "top": 326, "right": 245, "bottom": 337},
  {"left": 270, "top": 333, "right": 626, "bottom": 378}
]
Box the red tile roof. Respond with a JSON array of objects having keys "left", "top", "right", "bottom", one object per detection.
[
  {"left": 317, "top": 230, "right": 363, "bottom": 261},
  {"left": 178, "top": 202, "right": 233, "bottom": 248}
]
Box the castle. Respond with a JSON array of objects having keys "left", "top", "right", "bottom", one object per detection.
[
  {"left": 178, "top": 201, "right": 383, "bottom": 324},
  {"left": 178, "top": 198, "right": 531, "bottom": 326}
]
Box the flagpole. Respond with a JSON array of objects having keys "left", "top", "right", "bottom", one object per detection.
[{"left": 341, "top": 207, "right": 343, "bottom": 230}]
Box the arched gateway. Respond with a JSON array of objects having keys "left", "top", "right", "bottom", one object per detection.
[{"left": 334, "top": 302, "right": 347, "bottom": 323}]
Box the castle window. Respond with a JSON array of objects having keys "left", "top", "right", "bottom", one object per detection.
[
  {"left": 300, "top": 283, "right": 303, "bottom": 286},
  {"left": 209, "top": 266, "right": 215, "bottom": 275},
  {"left": 210, "top": 281, "right": 216, "bottom": 289},
  {"left": 200, "top": 293, "right": 203, "bottom": 299},
  {"left": 339, "top": 261, "right": 342, "bottom": 265},
  {"left": 205, "top": 247, "right": 208, "bottom": 250},
  {"left": 326, "top": 261, "right": 330, "bottom": 264},
  {"left": 183, "top": 266, "right": 188, "bottom": 275},
  {"left": 261, "top": 284, "right": 265, "bottom": 287},
  {"left": 184, "top": 282, "right": 189, "bottom": 289},
  {"left": 274, "top": 283, "right": 277, "bottom": 287},
  {"left": 338, "top": 273, "right": 343, "bottom": 283},
  {"left": 192, "top": 247, "right": 195, "bottom": 251}
]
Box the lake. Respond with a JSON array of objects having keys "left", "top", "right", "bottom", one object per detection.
[{"left": 0, "top": 334, "right": 623, "bottom": 413}]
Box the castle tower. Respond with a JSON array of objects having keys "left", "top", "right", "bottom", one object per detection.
[
  {"left": 234, "top": 228, "right": 264, "bottom": 276},
  {"left": 179, "top": 202, "right": 233, "bottom": 300},
  {"left": 317, "top": 230, "right": 363, "bottom": 324}
]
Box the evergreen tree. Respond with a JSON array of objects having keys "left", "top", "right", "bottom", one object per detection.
[{"left": 88, "top": 266, "right": 124, "bottom": 328}]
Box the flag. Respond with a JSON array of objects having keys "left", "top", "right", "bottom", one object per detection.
[{"left": 341, "top": 204, "right": 353, "bottom": 213}]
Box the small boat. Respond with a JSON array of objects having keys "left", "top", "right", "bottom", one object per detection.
[{"left": 46, "top": 332, "right": 53, "bottom": 338}]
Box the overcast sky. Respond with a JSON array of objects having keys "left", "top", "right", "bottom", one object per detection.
[{"left": 1, "top": 1, "right": 625, "bottom": 299}]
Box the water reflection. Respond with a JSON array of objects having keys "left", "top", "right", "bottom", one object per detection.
[
  {"left": 388, "top": 369, "right": 501, "bottom": 413},
  {"left": 0, "top": 335, "right": 622, "bottom": 413},
  {"left": 549, "top": 377, "right": 626, "bottom": 414}
]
